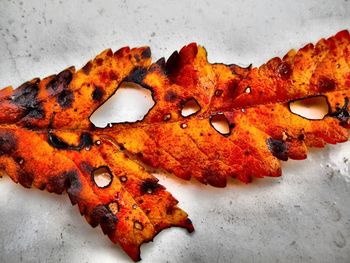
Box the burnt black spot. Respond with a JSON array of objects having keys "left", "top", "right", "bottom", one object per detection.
[
  {"left": 106, "top": 49, "right": 113, "bottom": 57},
  {"left": 46, "top": 69, "right": 73, "bottom": 94},
  {"left": 82, "top": 61, "right": 93, "bottom": 75},
  {"left": 119, "top": 144, "right": 125, "bottom": 151},
  {"left": 48, "top": 132, "right": 93, "bottom": 151},
  {"left": 65, "top": 170, "right": 81, "bottom": 205},
  {"left": 318, "top": 77, "right": 336, "bottom": 92},
  {"left": 91, "top": 205, "right": 117, "bottom": 235},
  {"left": 141, "top": 47, "right": 151, "bottom": 59},
  {"left": 166, "top": 206, "right": 174, "bottom": 215},
  {"left": 90, "top": 205, "right": 108, "bottom": 227},
  {"left": 267, "top": 138, "right": 288, "bottom": 161},
  {"left": 185, "top": 218, "right": 195, "bottom": 233},
  {"left": 12, "top": 80, "right": 39, "bottom": 107},
  {"left": 47, "top": 173, "right": 67, "bottom": 194},
  {"left": 134, "top": 54, "right": 141, "bottom": 63},
  {"left": 164, "top": 90, "right": 178, "bottom": 102},
  {"left": 79, "top": 161, "right": 94, "bottom": 174},
  {"left": 25, "top": 105, "right": 45, "bottom": 119},
  {"left": 157, "top": 58, "right": 166, "bottom": 66},
  {"left": 57, "top": 89, "right": 74, "bottom": 108},
  {"left": 277, "top": 62, "right": 292, "bottom": 79},
  {"left": 18, "top": 171, "right": 34, "bottom": 188},
  {"left": 126, "top": 67, "right": 147, "bottom": 83},
  {"left": 203, "top": 167, "right": 227, "bottom": 187},
  {"left": 11, "top": 80, "right": 45, "bottom": 120},
  {"left": 151, "top": 57, "right": 166, "bottom": 73},
  {"left": 37, "top": 182, "right": 46, "bottom": 191},
  {"left": 100, "top": 213, "right": 117, "bottom": 235},
  {"left": 48, "top": 113, "right": 56, "bottom": 129},
  {"left": 226, "top": 80, "right": 238, "bottom": 99},
  {"left": 45, "top": 69, "right": 74, "bottom": 108},
  {"left": 96, "top": 58, "right": 104, "bottom": 66},
  {"left": 0, "top": 130, "right": 17, "bottom": 155},
  {"left": 298, "top": 134, "right": 305, "bottom": 141},
  {"left": 330, "top": 97, "right": 349, "bottom": 126},
  {"left": 80, "top": 133, "right": 93, "bottom": 149},
  {"left": 166, "top": 51, "right": 180, "bottom": 76},
  {"left": 47, "top": 133, "right": 69, "bottom": 149},
  {"left": 92, "top": 86, "right": 104, "bottom": 101},
  {"left": 109, "top": 71, "right": 118, "bottom": 80},
  {"left": 140, "top": 179, "right": 163, "bottom": 195}
]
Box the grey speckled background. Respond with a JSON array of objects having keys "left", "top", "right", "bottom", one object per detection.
[{"left": 1, "top": 0, "right": 350, "bottom": 262}]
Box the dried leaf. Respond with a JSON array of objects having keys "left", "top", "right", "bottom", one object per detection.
[
  {"left": 1, "top": 30, "right": 350, "bottom": 260},
  {"left": 0, "top": 47, "right": 193, "bottom": 261},
  {"left": 102, "top": 30, "right": 350, "bottom": 186}
]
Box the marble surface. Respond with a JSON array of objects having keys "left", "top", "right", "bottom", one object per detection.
[{"left": 0, "top": 0, "right": 350, "bottom": 262}]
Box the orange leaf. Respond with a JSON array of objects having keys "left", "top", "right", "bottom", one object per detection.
[{"left": 1, "top": 30, "right": 349, "bottom": 260}]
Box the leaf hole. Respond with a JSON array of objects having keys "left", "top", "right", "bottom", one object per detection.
[
  {"left": 119, "top": 175, "right": 128, "bottom": 182},
  {"left": 93, "top": 166, "right": 112, "bottom": 188},
  {"left": 134, "top": 220, "right": 144, "bottom": 230},
  {"left": 108, "top": 202, "right": 119, "bottom": 214},
  {"left": 244, "top": 86, "right": 251, "bottom": 94},
  {"left": 181, "top": 98, "right": 201, "bottom": 117},
  {"left": 289, "top": 96, "right": 329, "bottom": 120},
  {"left": 180, "top": 123, "right": 188, "bottom": 129},
  {"left": 90, "top": 82, "right": 155, "bottom": 128},
  {"left": 210, "top": 114, "right": 232, "bottom": 136},
  {"left": 163, "top": 113, "right": 171, "bottom": 121}
]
